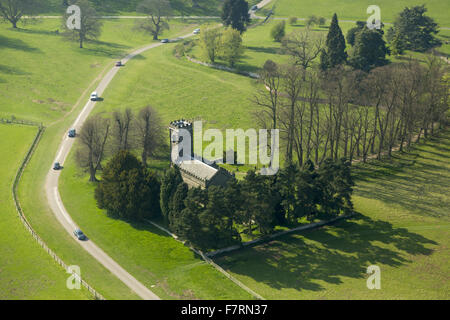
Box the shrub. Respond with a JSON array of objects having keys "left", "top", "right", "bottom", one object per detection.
[
  {"left": 289, "top": 16, "right": 297, "bottom": 25},
  {"left": 271, "top": 20, "right": 286, "bottom": 42}
]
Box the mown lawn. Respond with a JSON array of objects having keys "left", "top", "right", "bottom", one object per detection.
[
  {"left": 9, "top": 18, "right": 201, "bottom": 300},
  {"left": 0, "top": 124, "right": 89, "bottom": 299},
  {"left": 273, "top": 0, "right": 450, "bottom": 27},
  {"left": 215, "top": 130, "right": 450, "bottom": 299}
]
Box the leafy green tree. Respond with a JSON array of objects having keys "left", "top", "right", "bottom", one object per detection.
[
  {"left": 390, "top": 5, "right": 441, "bottom": 52},
  {"left": 199, "top": 25, "right": 222, "bottom": 63},
  {"left": 320, "top": 13, "right": 347, "bottom": 70},
  {"left": 270, "top": 20, "right": 285, "bottom": 42},
  {"left": 346, "top": 21, "right": 365, "bottom": 46},
  {"left": 160, "top": 166, "right": 183, "bottom": 222},
  {"left": 220, "top": 27, "right": 244, "bottom": 67},
  {"left": 288, "top": 17, "right": 297, "bottom": 25},
  {"left": 135, "top": 0, "right": 172, "bottom": 40},
  {"left": 221, "top": 0, "right": 250, "bottom": 33},
  {"left": 306, "top": 15, "right": 318, "bottom": 27},
  {"left": 95, "top": 151, "right": 161, "bottom": 220},
  {"left": 348, "top": 27, "right": 389, "bottom": 72}
]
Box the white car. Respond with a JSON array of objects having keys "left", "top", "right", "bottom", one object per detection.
[
  {"left": 90, "top": 91, "right": 99, "bottom": 101},
  {"left": 193, "top": 28, "right": 200, "bottom": 35}
]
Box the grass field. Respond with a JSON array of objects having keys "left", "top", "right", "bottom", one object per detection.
[
  {"left": 0, "top": 18, "right": 198, "bottom": 124},
  {"left": 215, "top": 130, "right": 450, "bottom": 299},
  {"left": 4, "top": 19, "right": 201, "bottom": 300},
  {"left": 272, "top": 0, "right": 450, "bottom": 27},
  {"left": 0, "top": 124, "right": 89, "bottom": 300},
  {"left": 39, "top": 0, "right": 225, "bottom": 16}
]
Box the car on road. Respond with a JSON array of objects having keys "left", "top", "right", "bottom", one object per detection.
[
  {"left": 53, "top": 162, "right": 62, "bottom": 170},
  {"left": 193, "top": 28, "right": 200, "bottom": 35},
  {"left": 90, "top": 91, "right": 99, "bottom": 101},
  {"left": 73, "top": 229, "right": 87, "bottom": 241},
  {"left": 115, "top": 61, "right": 123, "bottom": 67},
  {"left": 160, "top": 38, "right": 169, "bottom": 43},
  {"left": 251, "top": 5, "right": 258, "bottom": 11},
  {"left": 68, "top": 129, "right": 76, "bottom": 138}
]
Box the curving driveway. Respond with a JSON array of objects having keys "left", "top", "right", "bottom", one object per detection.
[
  {"left": 44, "top": 0, "right": 276, "bottom": 301},
  {"left": 45, "top": 34, "right": 193, "bottom": 301}
]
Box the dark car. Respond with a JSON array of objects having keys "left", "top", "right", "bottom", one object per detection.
[
  {"left": 53, "top": 162, "right": 62, "bottom": 170},
  {"left": 115, "top": 61, "right": 123, "bottom": 67},
  {"left": 68, "top": 129, "right": 76, "bottom": 138},
  {"left": 73, "top": 229, "right": 87, "bottom": 241}
]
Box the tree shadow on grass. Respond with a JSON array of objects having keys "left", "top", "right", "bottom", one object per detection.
[
  {"left": 216, "top": 212, "right": 436, "bottom": 293},
  {"left": 246, "top": 46, "right": 282, "bottom": 55},
  {"left": 352, "top": 132, "right": 450, "bottom": 219},
  {"left": 76, "top": 40, "right": 133, "bottom": 59},
  {"left": 0, "top": 35, "right": 41, "bottom": 52},
  {"left": 0, "top": 64, "right": 30, "bottom": 76}
]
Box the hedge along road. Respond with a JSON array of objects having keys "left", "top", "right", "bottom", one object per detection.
[{"left": 44, "top": 33, "right": 194, "bottom": 300}]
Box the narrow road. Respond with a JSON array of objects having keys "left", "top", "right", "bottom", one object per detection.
[{"left": 45, "top": 33, "right": 193, "bottom": 300}]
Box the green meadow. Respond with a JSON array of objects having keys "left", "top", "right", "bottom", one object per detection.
[
  {"left": 215, "top": 130, "right": 450, "bottom": 299},
  {"left": 0, "top": 124, "right": 89, "bottom": 299},
  {"left": 272, "top": 0, "right": 450, "bottom": 27}
]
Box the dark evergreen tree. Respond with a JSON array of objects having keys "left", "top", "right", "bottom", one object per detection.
[
  {"left": 294, "top": 160, "right": 321, "bottom": 220},
  {"left": 320, "top": 13, "right": 347, "bottom": 70},
  {"left": 390, "top": 5, "right": 441, "bottom": 52},
  {"left": 160, "top": 166, "right": 183, "bottom": 222},
  {"left": 95, "top": 151, "right": 161, "bottom": 220},
  {"left": 221, "top": 0, "right": 250, "bottom": 33},
  {"left": 348, "top": 27, "right": 389, "bottom": 72},
  {"left": 346, "top": 21, "right": 365, "bottom": 46},
  {"left": 168, "top": 182, "right": 188, "bottom": 233}
]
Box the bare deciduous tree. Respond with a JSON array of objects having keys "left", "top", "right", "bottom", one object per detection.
[
  {"left": 135, "top": 0, "right": 172, "bottom": 40},
  {"left": 76, "top": 115, "right": 110, "bottom": 182},
  {"left": 282, "top": 28, "right": 324, "bottom": 79},
  {"left": 0, "top": 0, "right": 41, "bottom": 28},
  {"left": 136, "top": 106, "right": 164, "bottom": 166},
  {"left": 112, "top": 108, "right": 134, "bottom": 153}
]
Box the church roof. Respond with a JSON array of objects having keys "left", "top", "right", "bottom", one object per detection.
[{"left": 178, "top": 159, "right": 218, "bottom": 181}]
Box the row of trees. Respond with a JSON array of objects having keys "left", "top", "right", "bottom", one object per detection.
[
  {"left": 254, "top": 55, "right": 449, "bottom": 167},
  {"left": 198, "top": 26, "right": 244, "bottom": 67},
  {"left": 76, "top": 106, "right": 164, "bottom": 181},
  {"left": 160, "top": 158, "right": 354, "bottom": 250}
]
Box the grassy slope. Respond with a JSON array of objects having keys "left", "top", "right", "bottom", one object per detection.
[
  {"left": 58, "top": 42, "right": 259, "bottom": 299},
  {"left": 5, "top": 19, "right": 199, "bottom": 299},
  {"left": 0, "top": 124, "right": 88, "bottom": 300},
  {"left": 216, "top": 130, "right": 450, "bottom": 299},
  {"left": 273, "top": 0, "right": 450, "bottom": 27},
  {"left": 0, "top": 19, "right": 195, "bottom": 124}
]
